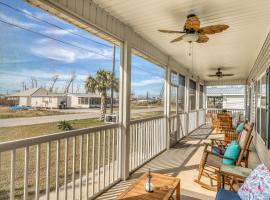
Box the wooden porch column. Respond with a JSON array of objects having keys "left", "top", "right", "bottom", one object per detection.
[
  {"left": 119, "top": 35, "right": 132, "bottom": 180},
  {"left": 165, "top": 64, "right": 171, "bottom": 150}
]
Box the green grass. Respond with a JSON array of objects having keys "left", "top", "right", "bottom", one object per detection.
[
  {"left": 0, "top": 107, "right": 72, "bottom": 119},
  {"left": 0, "top": 118, "right": 103, "bottom": 142}
]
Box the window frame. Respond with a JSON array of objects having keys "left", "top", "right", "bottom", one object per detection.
[
  {"left": 199, "top": 84, "right": 204, "bottom": 109},
  {"left": 178, "top": 73, "right": 185, "bottom": 113},
  {"left": 189, "top": 79, "right": 197, "bottom": 111}
]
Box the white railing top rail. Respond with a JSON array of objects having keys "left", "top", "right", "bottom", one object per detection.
[
  {"left": 130, "top": 115, "right": 164, "bottom": 124},
  {"left": 0, "top": 123, "right": 120, "bottom": 152},
  {"left": 206, "top": 108, "right": 246, "bottom": 111}
]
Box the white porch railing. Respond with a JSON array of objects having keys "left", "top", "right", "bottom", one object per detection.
[
  {"left": 0, "top": 124, "right": 121, "bottom": 200},
  {"left": 129, "top": 116, "right": 166, "bottom": 172},
  {"left": 0, "top": 111, "right": 206, "bottom": 200},
  {"left": 188, "top": 111, "right": 198, "bottom": 133},
  {"left": 198, "top": 110, "right": 206, "bottom": 127},
  {"left": 206, "top": 108, "right": 246, "bottom": 127}
]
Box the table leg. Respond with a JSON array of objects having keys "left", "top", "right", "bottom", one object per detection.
[
  {"left": 222, "top": 174, "right": 225, "bottom": 189},
  {"left": 176, "top": 182, "right": 180, "bottom": 200}
]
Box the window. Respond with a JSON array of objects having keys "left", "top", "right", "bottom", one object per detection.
[
  {"left": 171, "top": 71, "right": 178, "bottom": 85},
  {"left": 207, "top": 97, "right": 223, "bottom": 109},
  {"left": 189, "top": 80, "right": 196, "bottom": 110},
  {"left": 261, "top": 74, "right": 267, "bottom": 141},
  {"left": 170, "top": 86, "right": 177, "bottom": 115},
  {"left": 255, "top": 80, "right": 261, "bottom": 134},
  {"left": 199, "top": 84, "right": 204, "bottom": 109},
  {"left": 78, "top": 97, "right": 89, "bottom": 105},
  {"left": 131, "top": 52, "right": 165, "bottom": 119},
  {"left": 178, "top": 74, "right": 185, "bottom": 112}
]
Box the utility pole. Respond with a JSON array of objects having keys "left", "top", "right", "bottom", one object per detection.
[{"left": 110, "top": 44, "right": 116, "bottom": 114}]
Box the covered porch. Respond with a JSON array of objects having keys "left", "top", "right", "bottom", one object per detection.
[
  {"left": 0, "top": 0, "right": 270, "bottom": 200},
  {"left": 96, "top": 125, "right": 261, "bottom": 200}
]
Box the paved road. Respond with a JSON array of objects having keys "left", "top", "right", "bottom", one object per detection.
[{"left": 0, "top": 108, "right": 163, "bottom": 127}]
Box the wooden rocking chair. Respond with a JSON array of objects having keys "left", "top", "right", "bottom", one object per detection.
[{"left": 194, "top": 123, "right": 254, "bottom": 191}]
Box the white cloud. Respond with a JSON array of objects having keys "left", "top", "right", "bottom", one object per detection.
[
  {"left": 22, "top": 9, "right": 32, "bottom": 16},
  {"left": 44, "top": 28, "right": 78, "bottom": 36},
  {"left": 0, "top": 12, "right": 37, "bottom": 28},
  {"left": 132, "top": 77, "right": 164, "bottom": 87},
  {"left": 30, "top": 39, "right": 113, "bottom": 62}
]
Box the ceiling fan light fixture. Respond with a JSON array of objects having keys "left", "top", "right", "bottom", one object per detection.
[{"left": 182, "top": 33, "right": 199, "bottom": 42}]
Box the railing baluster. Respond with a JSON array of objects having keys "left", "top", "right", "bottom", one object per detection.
[
  {"left": 46, "top": 142, "right": 51, "bottom": 200},
  {"left": 116, "top": 128, "right": 120, "bottom": 179},
  {"left": 97, "top": 131, "right": 101, "bottom": 192},
  {"left": 35, "top": 144, "right": 40, "bottom": 200},
  {"left": 24, "top": 146, "right": 29, "bottom": 200},
  {"left": 10, "top": 149, "right": 16, "bottom": 200},
  {"left": 64, "top": 138, "right": 68, "bottom": 200},
  {"left": 102, "top": 130, "right": 106, "bottom": 189},
  {"left": 130, "top": 126, "right": 133, "bottom": 170},
  {"left": 107, "top": 129, "right": 111, "bottom": 185},
  {"left": 91, "top": 133, "right": 95, "bottom": 195},
  {"left": 112, "top": 129, "right": 115, "bottom": 182},
  {"left": 85, "top": 134, "right": 89, "bottom": 198},
  {"left": 79, "top": 135, "right": 83, "bottom": 200},
  {"left": 72, "top": 137, "right": 76, "bottom": 200},
  {"left": 55, "top": 140, "right": 60, "bottom": 200}
]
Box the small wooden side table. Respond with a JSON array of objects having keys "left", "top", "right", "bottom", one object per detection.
[{"left": 116, "top": 173, "right": 180, "bottom": 200}]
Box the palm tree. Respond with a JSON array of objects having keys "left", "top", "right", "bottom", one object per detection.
[{"left": 85, "top": 70, "right": 119, "bottom": 120}]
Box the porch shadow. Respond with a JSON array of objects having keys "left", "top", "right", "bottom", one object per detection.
[{"left": 97, "top": 125, "right": 216, "bottom": 200}]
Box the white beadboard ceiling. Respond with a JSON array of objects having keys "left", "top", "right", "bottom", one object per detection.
[{"left": 93, "top": 0, "right": 270, "bottom": 81}]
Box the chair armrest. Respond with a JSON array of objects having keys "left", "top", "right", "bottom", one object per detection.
[{"left": 204, "top": 150, "right": 235, "bottom": 161}]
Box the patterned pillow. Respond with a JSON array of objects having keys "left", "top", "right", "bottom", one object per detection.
[{"left": 238, "top": 164, "right": 270, "bottom": 200}]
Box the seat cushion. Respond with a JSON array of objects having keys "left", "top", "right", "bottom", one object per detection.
[
  {"left": 212, "top": 146, "right": 225, "bottom": 155},
  {"left": 223, "top": 140, "right": 240, "bottom": 165},
  {"left": 236, "top": 122, "right": 244, "bottom": 133},
  {"left": 238, "top": 164, "right": 270, "bottom": 200},
  {"left": 206, "top": 153, "right": 223, "bottom": 168},
  {"left": 215, "top": 189, "right": 241, "bottom": 200}
]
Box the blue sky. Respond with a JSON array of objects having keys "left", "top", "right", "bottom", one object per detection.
[{"left": 0, "top": 0, "right": 165, "bottom": 96}]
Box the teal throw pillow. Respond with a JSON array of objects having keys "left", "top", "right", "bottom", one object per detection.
[
  {"left": 223, "top": 141, "right": 241, "bottom": 165},
  {"left": 236, "top": 122, "right": 244, "bottom": 133}
]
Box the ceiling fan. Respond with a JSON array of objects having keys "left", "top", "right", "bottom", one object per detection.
[
  {"left": 158, "top": 14, "right": 229, "bottom": 43},
  {"left": 208, "top": 68, "right": 234, "bottom": 78}
]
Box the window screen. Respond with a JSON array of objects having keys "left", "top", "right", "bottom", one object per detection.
[
  {"left": 178, "top": 74, "right": 185, "bottom": 112},
  {"left": 189, "top": 80, "right": 196, "bottom": 110}
]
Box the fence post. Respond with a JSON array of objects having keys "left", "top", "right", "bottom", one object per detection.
[{"left": 119, "top": 33, "right": 131, "bottom": 180}]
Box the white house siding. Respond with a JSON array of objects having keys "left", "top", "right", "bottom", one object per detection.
[
  {"left": 31, "top": 97, "right": 59, "bottom": 108},
  {"left": 223, "top": 95, "right": 245, "bottom": 109},
  {"left": 19, "top": 97, "right": 30, "bottom": 106}
]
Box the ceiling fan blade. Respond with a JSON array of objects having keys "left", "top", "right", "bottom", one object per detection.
[
  {"left": 170, "top": 35, "right": 184, "bottom": 43},
  {"left": 196, "top": 34, "right": 209, "bottom": 43},
  {"left": 198, "top": 24, "right": 229, "bottom": 35},
  {"left": 222, "top": 74, "right": 234, "bottom": 76},
  {"left": 158, "top": 29, "right": 185, "bottom": 34},
  {"left": 208, "top": 75, "right": 217, "bottom": 77}
]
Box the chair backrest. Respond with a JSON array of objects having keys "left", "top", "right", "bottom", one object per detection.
[{"left": 236, "top": 122, "right": 254, "bottom": 166}]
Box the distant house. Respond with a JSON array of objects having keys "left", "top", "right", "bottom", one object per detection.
[
  {"left": 8, "top": 87, "right": 102, "bottom": 109},
  {"left": 206, "top": 86, "right": 245, "bottom": 109}
]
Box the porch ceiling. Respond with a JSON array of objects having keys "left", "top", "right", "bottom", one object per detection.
[{"left": 93, "top": 0, "right": 270, "bottom": 82}]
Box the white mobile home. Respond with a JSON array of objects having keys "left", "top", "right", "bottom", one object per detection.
[{"left": 8, "top": 87, "right": 102, "bottom": 109}]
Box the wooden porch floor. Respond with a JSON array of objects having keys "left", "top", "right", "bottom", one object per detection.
[{"left": 96, "top": 125, "right": 261, "bottom": 200}]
